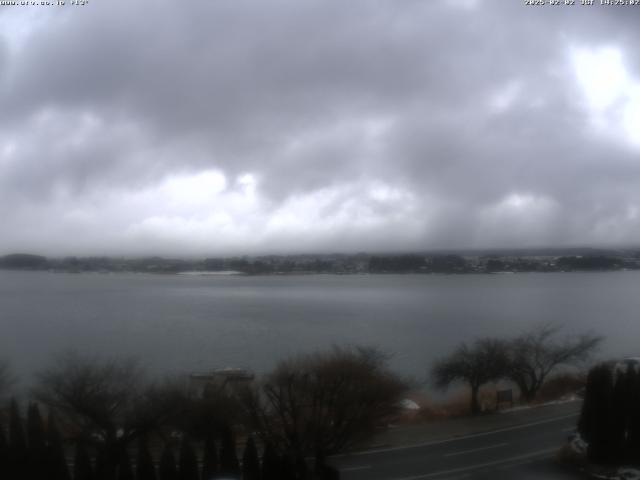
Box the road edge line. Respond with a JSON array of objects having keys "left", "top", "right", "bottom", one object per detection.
[{"left": 335, "top": 412, "right": 579, "bottom": 458}]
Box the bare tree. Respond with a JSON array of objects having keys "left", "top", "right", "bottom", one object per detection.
[
  {"left": 0, "top": 360, "right": 14, "bottom": 399},
  {"left": 239, "top": 346, "right": 407, "bottom": 472},
  {"left": 32, "top": 351, "right": 184, "bottom": 476},
  {"left": 507, "top": 324, "right": 602, "bottom": 402},
  {"left": 432, "top": 338, "right": 510, "bottom": 415},
  {"left": 33, "top": 352, "right": 144, "bottom": 441}
]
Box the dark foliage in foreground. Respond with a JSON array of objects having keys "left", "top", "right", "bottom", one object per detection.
[
  {"left": 0, "top": 399, "right": 348, "bottom": 480},
  {"left": 9, "top": 399, "right": 28, "bottom": 478},
  {"left": 136, "top": 437, "right": 156, "bottom": 480},
  {"left": 74, "top": 442, "right": 95, "bottom": 480},
  {"left": 220, "top": 425, "right": 241, "bottom": 476},
  {"left": 200, "top": 435, "right": 218, "bottom": 480},
  {"left": 242, "top": 436, "right": 261, "bottom": 480},
  {"left": 27, "top": 403, "right": 48, "bottom": 479},
  {"left": 117, "top": 450, "right": 134, "bottom": 480},
  {"left": 260, "top": 442, "right": 281, "bottom": 480},
  {"left": 0, "top": 344, "right": 410, "bottom": 479},
  {"left": 0, "top": 428, "right": 7, "bottom": 479},
  {"left": 178, "top": 437, "right": 199, "bottom": 480},
  {"left": 46, "top": 411, "right": 71, "bottom": 480},
  {"left": 579, "top": 359, "right": 640, "bottom": 465},
  {"left": 158, "top": 445, "right": 178, "bottom": 480}
]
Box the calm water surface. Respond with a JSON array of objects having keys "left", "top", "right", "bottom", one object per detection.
[{"left": 1, "top": 270, "right": 638, "bottom": 385}]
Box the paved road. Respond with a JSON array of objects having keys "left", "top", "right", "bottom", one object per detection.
[{"left": 330, "top": 408, "right": 587, "bottom": 480}]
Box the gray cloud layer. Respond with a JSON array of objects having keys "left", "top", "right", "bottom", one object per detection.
[{"left": 1, "top": 0, "right": 640, "bottom": 255}]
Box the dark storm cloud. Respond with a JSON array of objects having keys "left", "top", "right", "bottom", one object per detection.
[{"left": 1, "top": 0, "right": 640, "bottom": 254}]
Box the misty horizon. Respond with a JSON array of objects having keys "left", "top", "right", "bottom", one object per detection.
[{"left": 3, "top": 244, "right": 640, "bottom": 260}]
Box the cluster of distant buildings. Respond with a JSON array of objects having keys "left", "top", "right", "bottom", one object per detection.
[{"left": 2, "top": 248, "right": 640, "bottom": 275}]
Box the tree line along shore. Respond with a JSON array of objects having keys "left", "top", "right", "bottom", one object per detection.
[{"left": 2, "top": 248, "right": 640, "bottom": 275}]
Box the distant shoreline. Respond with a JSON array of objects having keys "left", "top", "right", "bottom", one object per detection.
[
  {"left": 1, "top": 267, "right": 638, "bottom": 277},
  {"left": 1, "top": 250, "right": 639, "bottom": 276}
]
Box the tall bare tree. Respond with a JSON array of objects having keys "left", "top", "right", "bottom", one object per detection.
[
  {"left": 239, "top": 346, "right": 407, "bottom": 472},
  {"left": 432, "top": 338, "right": 510, "bottom": 415},
  {"left": 507, "top": 324, "right": 602, "bottom": 402},
  {"left": 34, "top": 352, "right": 144, "bottom": 440},
  {"left": 33, "top": 351, "right": 185, "bottom": 477},
  {"left": 0, "top": 360, "right": 14, "bottom": 399}
]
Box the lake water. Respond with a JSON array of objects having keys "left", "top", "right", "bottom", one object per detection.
[{"left": 1, "top": 270, "right": 639, "bottom": 387}]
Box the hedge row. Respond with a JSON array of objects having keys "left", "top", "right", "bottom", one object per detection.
[{"left": 0, "top": 401, "right": 339, "bottom": 480}]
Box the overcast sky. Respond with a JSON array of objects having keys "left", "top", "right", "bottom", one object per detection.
[{"left": 0, "top": 0, "right": 639, "bottom": 256}]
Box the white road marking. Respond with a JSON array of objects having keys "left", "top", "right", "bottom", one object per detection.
[
  {"left": 389, "top": 447, "right": 556, "bottom": 480},
  {"left": 336, "top": 412, "right": 579, "bottom": 458},
  {"left": 340, "top": 465, "right": 372, "bottom": 472},
  {"left": 443, "top": 442, "right": 508, "bottom": 457}
]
